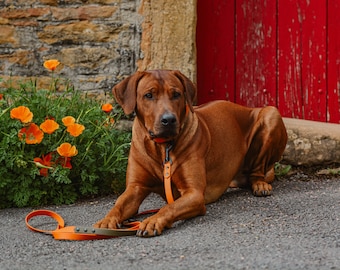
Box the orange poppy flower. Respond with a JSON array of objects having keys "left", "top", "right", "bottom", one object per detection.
[
  {"left": 10, "top": 106, "right": 33, "bottom": 123},
  {"left": 34, "top": 153, "right": 54, "bottom": 177},
  {"left": 62, "top": 116, "right": 76, "bottom": 127},
  {"left": 57, "top": 143, "right": 78, "bottom": 157},
  {"left": 40, "top": 119, "right": 59, "bottom": 134},
  {"left": 18, "top": 123, "right": 44, "bottom": 144},
  {"left": 66, "top": 123, "right": 85, "bottom": 137},
  {"left": 102, "top": 103, "right": 113, "bottom": 113},
  {"left": 43, "top": 59, "right": 60, "bottom": 71},
  {"left": 0, "top": 93, "right": 3, "bottom": 100}
]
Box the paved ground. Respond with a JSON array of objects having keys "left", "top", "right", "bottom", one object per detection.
[{"left": 0, "top": 171, "right": 339, "bottom": 270}]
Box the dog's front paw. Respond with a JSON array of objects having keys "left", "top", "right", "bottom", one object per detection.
[
  {"left": 136, "top": 215, "right": 170, "bottom": 237},
  {"left": 93, "top": 216, "right": 122, "bottom": 229}
]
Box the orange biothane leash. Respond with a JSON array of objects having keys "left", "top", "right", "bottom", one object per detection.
[
  {"left": 163, "top": 143, "right": 174, "bottom": 204},
  {"left": 25, "top": 144, "right": 174, "bottom": 240},
  {"left": 25, "top": 209, "right": 141, "bottom": 240}
]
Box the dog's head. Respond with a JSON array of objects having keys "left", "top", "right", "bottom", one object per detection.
[{"left": 112, "top": 70, "right": 197, "bottom": 143}]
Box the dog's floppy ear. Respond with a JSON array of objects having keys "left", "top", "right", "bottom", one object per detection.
[
  {"left": 172, "top": 70, "right": 197, "bottom": 113},
  {"left": 112, "top": 71, "right": 145, "bottom": 115}
]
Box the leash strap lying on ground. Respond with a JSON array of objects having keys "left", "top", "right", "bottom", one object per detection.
[
  {"left": 25, "top": 209, "right": 143, "bottom": 240},
  {"left": 25, "top": 158, "right": 173, "bottom": 240}
]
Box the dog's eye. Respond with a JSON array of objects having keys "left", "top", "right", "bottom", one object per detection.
[
  {"left": 172, "top": 92, "right": 181, "bottom": 99},
  {"left": 144, "top": 93, "right": 153, "bottom": 99}
]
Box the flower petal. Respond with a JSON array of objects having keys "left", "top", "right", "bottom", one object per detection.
[
  {"left": 57, "top": 143, "right": 78, "bottom": 157},
  {"left": 67, "top": 123, "right": 85, "bottom": 137},
  {"left": 40, "top": 119, "right": 59, "bottom": 134},
  {"left": 10, "top": 106, "right": 33, "bottom": 123},
  {"left": 18, "top": 123, "right": 44, "bottom": 144},
  {"left": 62, "top": 116, "right": 76, "bottom": 127},
  {"left": 102, "top": 103, "right": 113, "bottom": 113},
  {"left": 43, "top": 59, "right": 60, "bottom": 71}
]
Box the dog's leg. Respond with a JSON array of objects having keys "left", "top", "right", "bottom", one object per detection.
[
  {"left": 245, "top": 107, "right": 287, "bottom": 196},
  {"left": 247, "top": 138, "right": 276, "bottom": 196},
  {"left": 94, "top": 185, "right": 150, "bottom": 229}
]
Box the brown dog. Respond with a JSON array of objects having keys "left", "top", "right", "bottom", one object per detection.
[{"left": 94, "top": 70, "right": 287, "bottom": 237}]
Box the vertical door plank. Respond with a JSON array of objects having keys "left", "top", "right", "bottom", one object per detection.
[
  {"left": 278, "top": 0, "right": 307, "bottom": 119},
  {"left": 327, "top": 0, "right": 340, "bottom": 123},
  {"left": 196, "top": 0, "right": 235, "bottom": 104},
  {"left": 235, "top": 0, "right": 277, "bottom": 107},
  {"left": 301, "top": 0, "right": 327, "bottom": 121},
  {"left": 278, "top": 0, "right": 327, "bottom": 121}
]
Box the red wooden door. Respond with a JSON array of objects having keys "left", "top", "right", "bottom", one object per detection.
[
  {"left": 196, "top": 0, "right": 235, "bottom": 104},
  {"left": 196, "top": 0, "right": 340, "bottom": 123}
]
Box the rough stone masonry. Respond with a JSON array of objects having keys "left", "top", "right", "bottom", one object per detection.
[
  {"left": 0, "top": 0, "right": 197, "bottom": 93},
  {"left": 0, "top": 0, "right": 143, "bottom": 93}
]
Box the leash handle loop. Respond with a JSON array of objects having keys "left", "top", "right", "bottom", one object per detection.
[{"left": 25, "top": 209, "right": 65, "bottom": 235}]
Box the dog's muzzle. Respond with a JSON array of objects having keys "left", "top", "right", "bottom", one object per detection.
[{"left": 149, "top": 113, "right": 179, "bottom": 143}]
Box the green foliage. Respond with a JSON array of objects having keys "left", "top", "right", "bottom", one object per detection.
[
  {"left": 0, "top": 74, "right": 131, "bottom": 208},
  {"left": 274, "top": 162, "right": 292, "bottom": 177}
]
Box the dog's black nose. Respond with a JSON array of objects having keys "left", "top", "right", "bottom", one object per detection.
[{"left": 161, "top": 113, "right": 176, "bottom": 126}]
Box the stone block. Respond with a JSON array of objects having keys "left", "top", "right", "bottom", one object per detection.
[
  {"left": 51, "top": 6, "right": 118, "bottom": 21},
  {"left": 37, "top": 21, "right": 122, "bottom": 44},
  {"left": 0, "top": 7, "right": 50, "bottom": 19},
  {"left": 59, "top": 47, "right": 117, "bottom": 69},
  {"left": 0, "top": 25, "right": 18, "bottom": 45}
]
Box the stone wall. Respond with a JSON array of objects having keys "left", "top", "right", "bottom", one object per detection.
[
  {"left": 0, "top": 0, "right": 143, "bottom": 92},
  {"left": 0, "top": 0, "right": 197, "bottom": 93}
]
